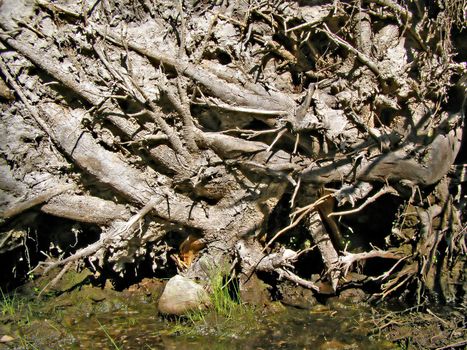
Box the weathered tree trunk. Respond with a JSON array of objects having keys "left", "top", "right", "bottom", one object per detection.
[{"left": 0, "top": 0, "right": 465, "bottom": 304}]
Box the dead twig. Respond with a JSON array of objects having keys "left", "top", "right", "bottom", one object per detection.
[
  {"left": 328, "top": 185, "right": 398, "bottom": 217},
  {"left": 285, "top": 18, "right": 324, "bottom": 33},
  {"left": 290, "top": 176, "right": 301, "bottom": 209},
  {"left": 319, "top": 23, "right": 381, "bottom": 78},
  {"left": 263, "top": 192, "right": 333, "bottom": 251},
  {"left": 266, "top": 127, "right": 287, "bottom": 152},
  {"left": 35, "top": 0, "right": 81, "bottom": 19},
  {"left": 278, "top": 268, "right": 320, "bottom": 292},
  {"left": 37, "top": 261, "right": 73, "bottom": 297},
  {"left": 435, "top": 339, "right": 467, "bottom": 350},
  {"left": 195, "top": 98, "right": 288, "bottom": 116},
  {"left": 339, "top": 248, "right": 405, "bottom": 276},
  {"left": 222, "top": 126, "right": 283, "bottom": 139}
]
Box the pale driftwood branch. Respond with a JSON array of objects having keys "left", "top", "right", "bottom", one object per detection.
[
  {"left": 339, "top": 249, "right": 405, "bottom": 276},
  {"left": 278, "top": 268, "right": 320, "bottom": 292},
  {"left": 196, "top": 99, "right": 289, "bottom": 116},
  {"left": 41, "top": 194, "right": 131, "bottom": 225},
  {"left": 40, "top": 102, "right": 218, "bottom": 231},
  {"left": 0, "top": 31, "right": 102, "bottom": 106},
  {"left": 306, "top": 210, "right": 340, "bottom": 291},
  {"left": 1, "top": 184, "right": 75, "bottom": 219}
]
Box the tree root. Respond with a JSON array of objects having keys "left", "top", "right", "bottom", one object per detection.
[
  {"left": 1, "top": 184, "right": 75, "bottom": 219},
  {"left": 39, "top": 196, "right": 161, "bottom": 275},
  {"left": 0, "top": 0, "right": 464, "bottom": 306}
]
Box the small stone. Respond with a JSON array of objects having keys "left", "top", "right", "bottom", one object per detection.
[
  {"left": 338, "top": 288, "right": 367, "bottom": 303},
  {"left": 0, "top": 335, "right": 15, "bottom": 343},
  {"left": 240, "top": 274, "right": 271, "bottom": 307},
  {"left": 278, "top": 281, "right": 318, "bottom": 309},
  {"left": 319, "top": 339, "right": 348, "bottom": 350},
  {"left": 158, "top": 275, "right": 210, "bottom": 316}
]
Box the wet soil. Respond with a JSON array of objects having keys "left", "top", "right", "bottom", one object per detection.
[
  {"left": 0, "top": 274, "right": 464, "bottom": 350},
  {"left": 0, "top": 275, "right": 391, "bottom": 350}
]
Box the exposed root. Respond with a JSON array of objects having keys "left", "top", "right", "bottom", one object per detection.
[
  {"left": 0, "top": 0, "right": 464, "bottom": 309},
  {"left": 1, "top": 184, "right": 75, "bottom": 219},
  {"left": 38, "top": 197, "right": 161, "bottom": 275}
]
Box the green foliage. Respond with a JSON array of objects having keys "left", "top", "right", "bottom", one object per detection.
[
  {"left": 166, "top": 264, "right": 255, "bottom": 337},
  {"left": 208, "top": 268, "right": 241, "bottom": 318},
  {"left": 1, "top": 289, "right": 18, "bottom": 317},
  {"left": 0, "top": 289, "right": 41, "bottom": 349},
  {"left": 17, "top": 336, "right": 40, "bottom": 350},
  {"left": 98, "top": 319, "right": 122, "bottom": 350},
  {"left": 0, "top": 289, "right": 31, "bottom": 321}
]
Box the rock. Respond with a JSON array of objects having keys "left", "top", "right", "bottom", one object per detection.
[
  {"left": 126, "top": 278, "right": 165, "bottom": 298},
  {"left": 338, "top": 288, "right": 368, "bottom": 303},
  {"left": 157, "top": 275, "right": 210, "bottom": 316},
  {"left": 0, "top": 335, "right": 15, "bottom": 343},
  {"left": 278, "top": 281, "right": 318, "bottom": 309},
  {"left": 326, "top": 288, "right": 368, "bottom": 308},
  {"left": 240, "top": 273, "right": 271, "bottom": 307},
  {"left": 319, "top": 339, "right": 348, "bottom": 350}
]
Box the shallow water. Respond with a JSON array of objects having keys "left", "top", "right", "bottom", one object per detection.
[{"left": 0, "top": 284, "right": 395, "bottom": 350}]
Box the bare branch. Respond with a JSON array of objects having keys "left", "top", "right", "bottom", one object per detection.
[
  {"left": 328, "top": 185, "right": 399, "bottom": 217},
  {"left": 1, "top": 184, "right": 75, "bottom": 219}
]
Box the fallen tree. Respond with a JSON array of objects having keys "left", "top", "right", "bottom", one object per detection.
[{"left": 0, "top": 0, "right": 465, "bottom": 305}]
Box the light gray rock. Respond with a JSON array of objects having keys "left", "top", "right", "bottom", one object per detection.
[{"left": 158, "top": 275, "right": 210, "bottom": 316}]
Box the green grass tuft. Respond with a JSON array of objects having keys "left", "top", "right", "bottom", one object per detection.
[
  {"left": 209, "top": 268, "right": 241, "bottom": 318},
  {"left": 0, "top": 289, "right": 25, "bottom": 318},
  {"left": 97, "top": 319, "right": 122, "bottom": 350},
  {"left": 168, "top": 264, "right": 256, "bottom": 337}
]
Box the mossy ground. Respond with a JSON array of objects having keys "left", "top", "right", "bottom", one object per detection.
[{"left": 1, "top": 269, "right": 463, "bottom": 349}]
